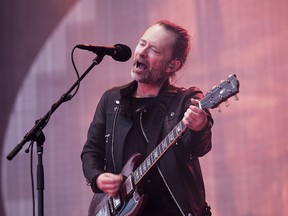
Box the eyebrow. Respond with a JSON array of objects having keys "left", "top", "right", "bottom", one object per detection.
[
  {"left": 139, "top": 39, "right": 160, "bottom": 49},
  {"left": 139, "top": 39, "right": 147, "bottom": 44}
]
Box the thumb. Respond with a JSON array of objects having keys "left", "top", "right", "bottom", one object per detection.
[{"left": 190, "top": 98, "right": 200, "bottom": 106}]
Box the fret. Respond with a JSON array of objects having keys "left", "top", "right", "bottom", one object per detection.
[
  {"left": 142, "top": 163, "right": 146, "bottom": 174},
  {"left": 139, "top": 165, "right": 143, "bottom": 176},
  {"left": 159, "top": 142, "right": 164, "bottom": 152},
  {"left": 176, "top": 123, "right": 182, "bottom": 133},
  {"left": 137, "top": 168, "right": 140, "bottom": 179},
  {"left": 165, "top": 137, "right": 170, "bottom": 148},
  {"left": 143, "top": 163, "right": 146, "bottom": 173},
  {"left": 154, "top": 149, "right": 158, "bottom": 159},
  {"left": 134, "top": 169, "right": 139, "bottom": 181},
  {"left": 174, "top": 126, "right": 179, "bottom": 136},
  {"left": 149, "top": 154, "right": 154, "bottom": 166},
  {"left": 169, "top": 132, "right": 175, "bottom": 142},
  {"left": 157, "top": 144, "right": 163, "bottom": 156},
  {"left": 148, "top": 159, "right": 152, "bottom": 169},
  {"left": 140, "top": 163, "right": 144, "bottom": 174},
  {"left": 157, "top": 146, "right": 161, "bottom": 157},
  {"left": 146, "top": 155, "right": 151, "bottom": 167},
  {"left": 137, "top": 170, "right": 141, "bottom": 181},
  {"left": 171, "top": 129, "right": 176, "bottom": 139},
  {"left": 143, "top": 160, "right": 148, "bottom": 172},
  {"left": 162, "top": 138, "right": 168, "bottom": 149},
  {"left": 149, "top": 153, "right": 154, "bottom": 165},
  {"left": 136, "top": 168, "right": 142, "bottom": 182}
]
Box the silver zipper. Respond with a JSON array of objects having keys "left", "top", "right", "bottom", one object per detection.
[
  {"left": 111, "top": 100, "right": 121, "bottom": 172},
  {"left": 139, "top": 107, "right": 185, "bottom": 214},
  {"left": 157, "top": 166, "right": 186, "bottom": 216},
  {"left": 139, "top": 109, "right": 149, "bottom": 144}
]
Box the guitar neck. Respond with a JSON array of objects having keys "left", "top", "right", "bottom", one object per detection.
[
  {"left": 131, "top": 74, "right": 239, "bottom": 188},
  {"left": 132, "top": 120, "right": 187, "bottom": 185}
]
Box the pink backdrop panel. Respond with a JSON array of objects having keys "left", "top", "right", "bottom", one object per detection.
[{"left": 2, "top": 1, "right": 288, "bottom": 215}]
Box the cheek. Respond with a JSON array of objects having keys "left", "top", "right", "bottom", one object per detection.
[
  {"left": 149, "top": 54, "right": 163, "bottom": 65},
  {"left": 133, "top": 50, "right": 138, "bottom": 59},
  {"left": 151, "top": 57, "right": 169, "bottom": 69},
  {"left": 134, "top": 45, "right": 141, "bottom": 57}
]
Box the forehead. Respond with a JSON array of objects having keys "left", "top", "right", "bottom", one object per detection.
[{"left": 141, "top": 24, "right": 176, "bottom": 48}]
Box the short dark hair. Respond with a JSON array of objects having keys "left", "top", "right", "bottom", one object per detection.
[{"left": 156, "top": 20, "right": 191, "bottom": 68}]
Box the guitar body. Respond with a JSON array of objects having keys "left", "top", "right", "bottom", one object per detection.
[
  {"left": 114, "top": 191, "right": 146, "bottom": 216},
  {"left": 88, "top": 154, "right": 147, "bottom": 216}
]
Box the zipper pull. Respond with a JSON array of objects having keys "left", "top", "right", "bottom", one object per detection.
[{"left": 105, "top": 134, "right": 110, "bottom": 143}]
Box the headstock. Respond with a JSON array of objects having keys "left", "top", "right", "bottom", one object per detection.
[{"left": 200, "top": 74, "right": 240, "bottom": 110}]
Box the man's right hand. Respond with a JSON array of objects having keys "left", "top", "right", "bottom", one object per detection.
[{"left": 96, "top": 172, "right": 123, "bottom": 197}]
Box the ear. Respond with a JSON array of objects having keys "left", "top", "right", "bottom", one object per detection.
[{"left": 166, "top": 59, "right": 182, "bottom": 73}]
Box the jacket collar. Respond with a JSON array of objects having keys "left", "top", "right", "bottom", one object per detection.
[{"left": 119, "top": 79, "right": 179, "bottom": 99}]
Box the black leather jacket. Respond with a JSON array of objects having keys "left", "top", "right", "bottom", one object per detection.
[{"left": 81, "top": 80, "right": 213, "bottom": 216}]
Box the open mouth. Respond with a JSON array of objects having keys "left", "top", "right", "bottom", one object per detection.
[{"left": 136, "top": 61, "right": 148, "bottom": 69}]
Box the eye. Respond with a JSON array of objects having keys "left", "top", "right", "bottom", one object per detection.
[
  {"left": 137, "top": 40, "right": 146, "bottom": 47},
  {"left": 152, "top": 48, "right": 160, "bottom": 54},
  {"left": 150, "top": 46, "right": 161, "bottom": 54}
]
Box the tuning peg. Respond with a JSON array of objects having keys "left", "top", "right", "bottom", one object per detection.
[
  {"left": 225, "top": 100, "right": 230, "bottom": 107},
  {"left": 234, "top": 94, "right": 239, "bottom": 101}
]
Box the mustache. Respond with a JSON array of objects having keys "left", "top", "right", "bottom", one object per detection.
[{"left": 133, "top": 57, "right": 149, "bottom": 66}]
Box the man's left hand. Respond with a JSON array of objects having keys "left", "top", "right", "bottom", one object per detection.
[{"left": 182, "top": 99, "right": 208, "bottom": 131}]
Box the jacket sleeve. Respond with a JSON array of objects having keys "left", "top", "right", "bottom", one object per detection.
[
  {"left": 181, "top": 120, "right": 213, "bottom": 157},
  {"left": 81, "top": 92, "right": 108, "bottom": 193},
  {"left": 180, "top": 87, "right": 213, "bottom": 157}
]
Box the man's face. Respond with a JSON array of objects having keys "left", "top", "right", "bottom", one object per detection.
[{"left": 131, "top": 24, "right": 176, "bottom": 84}]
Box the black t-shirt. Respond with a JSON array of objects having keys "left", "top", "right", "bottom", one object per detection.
[{"left": 123, "top": 97, "right": 181, "bottom": 216}]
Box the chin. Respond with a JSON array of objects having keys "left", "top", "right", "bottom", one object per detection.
[
  {"left": 130, "top": 71, "right": 140, "bottom": 82},
  {"left": 131, "top": 70, "right": 153, "bottom": 83}
]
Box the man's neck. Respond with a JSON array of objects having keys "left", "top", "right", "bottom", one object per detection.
[{"left": 134, "top": 80, "right": 167, "bottom": 98}]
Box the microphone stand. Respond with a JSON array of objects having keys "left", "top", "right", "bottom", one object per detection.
[
  {"left": 35, "top": 130, "right": 45, "bottom": 216},
  {"left": 6, "top": 54, "right": 104, "bottom": 216}
]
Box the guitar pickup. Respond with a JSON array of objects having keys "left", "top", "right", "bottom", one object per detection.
[{"left": 120, "top": 174, "right": 135, "bottom": 199}]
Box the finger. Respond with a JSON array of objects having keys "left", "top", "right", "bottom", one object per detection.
[
  {"left": 101, "top": 180, "right": 122, "bottom": 189},
  {"left": 97, "top": 173, "right": 123, "bottom": 191},
  {"left": 101, "top": 183, "right": 120, "bottom": 191},
  {"left": 190, "top": 98, "right": 200, "bottom": 106},
  {"left": 102, "top": 173, "right": 123, "bottom": 182},
  {"left": 184, "top": 111, "right": 196, "bottom": 123},
  {"left": 187, "top": 108, "right": 201, "bottom": 122},
  {"left": 189, "top": 105, "right": 203, "bottom": 115},
  {"left": 98, "top": 181, "right": 122, "bottom": 196}
]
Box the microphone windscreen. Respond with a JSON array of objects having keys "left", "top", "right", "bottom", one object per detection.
[{"left": 113, "top": 44, "right": 132, "bottom": 62}]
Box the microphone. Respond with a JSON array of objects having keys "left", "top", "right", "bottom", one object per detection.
[{"left": 76, "top": 43, "right": 132, "bottom": 62}]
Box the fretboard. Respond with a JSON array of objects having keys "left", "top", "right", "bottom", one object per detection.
[{"left": 132, "top": 120, "right": 187, "bottom": 185}]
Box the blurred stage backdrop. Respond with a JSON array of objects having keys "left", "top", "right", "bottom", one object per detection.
[{"left": 1, "top": 0, "right": 287, "bottom": 215}]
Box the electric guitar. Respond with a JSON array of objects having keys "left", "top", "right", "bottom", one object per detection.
[{"left": 88, "top": 74, "right": 240, "bottom": 216}]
